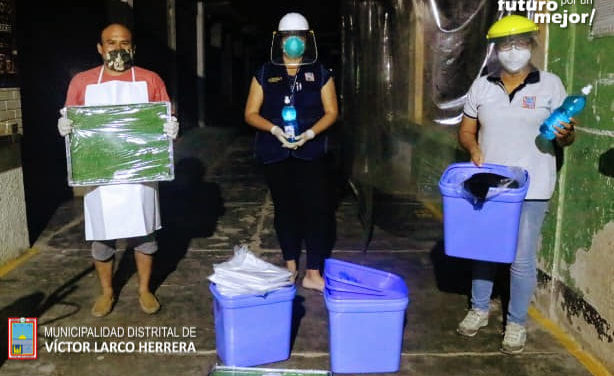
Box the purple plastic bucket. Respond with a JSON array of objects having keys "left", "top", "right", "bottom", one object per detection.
[
  {"left": 325, "top": 276, "right": 387, "bottom": 297},
  {"left": 324, "top": 289, "right": 409, "bottom": 373},
  {"left": 324, "top": 259, "right": 407, "bottom": 299},
  {"left": 209, "top": 284, "right": 296, "bottom": 367},
  {"left": 438, "top": 163, "right": 529, "bottom": 263},
  {"left": 323, "top": 259, "right": 409, "bottom": 373}
]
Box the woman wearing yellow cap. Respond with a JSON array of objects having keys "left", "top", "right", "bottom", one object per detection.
[{"left": 457, "top": 15, "right": 576, "bottom": 354}]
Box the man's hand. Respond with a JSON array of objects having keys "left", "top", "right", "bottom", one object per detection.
[
  {"left": 470, "top": 146, "right": 484, "bottom": 167},
  {"left": 554, "top": 117, "right": 576, "bottom": 146},
  {"left": 57, "top": 108, "right": 73, "bottom": 137},
  {"left": 270, "top": 126, "right": 294, "bottom": 148},
  {"left": 164, "top": 116, "right": 179, "bottom": 139},
  {"left": 283, "top": 129, "right": 315, "bottom": 149}
]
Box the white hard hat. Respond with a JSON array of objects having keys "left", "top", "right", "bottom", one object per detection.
[{"left": 278, "top": 12, "right": 309, "bottom": 31}]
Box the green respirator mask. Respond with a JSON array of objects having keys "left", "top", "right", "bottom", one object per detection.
[{"left": 283, "top": 36, "right": 305, "bottom": 58}]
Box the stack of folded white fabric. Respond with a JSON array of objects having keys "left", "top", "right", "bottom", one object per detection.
[{"left": 208, "top": 245, "right": 293, "bottom": 296}]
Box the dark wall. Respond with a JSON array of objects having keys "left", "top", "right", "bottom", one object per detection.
[
  {"left": 133, "top": 0, "right": 174, "bottom": 104},
  {"left": 204, "top": 21, "right": 240, "bottom": 126},
  {"left": 176, "top": 0, "right": 198, "bottom": 128},
  {"left": 134, "top": 0, "right": 200, "bottom": 128},
  {"left": 16, "top": 1, "right": 109, "bottom": 243}
]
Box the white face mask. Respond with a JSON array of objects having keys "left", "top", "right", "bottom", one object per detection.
[{"left": 497, "top": 48, "right": 532, "bottom": 73}]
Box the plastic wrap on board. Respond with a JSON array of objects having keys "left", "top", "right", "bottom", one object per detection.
[{"left": 65, "top": 102, "right": 174, "bottom": 186}]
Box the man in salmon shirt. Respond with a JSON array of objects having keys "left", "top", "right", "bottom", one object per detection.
[{"left": 58, "top": 23, "right": 179, "bottom": 317}]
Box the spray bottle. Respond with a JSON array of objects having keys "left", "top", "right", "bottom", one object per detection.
[{"left": 539, "top": 84, "right": 592, "bottom": 140}]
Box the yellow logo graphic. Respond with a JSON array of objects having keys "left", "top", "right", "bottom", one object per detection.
[{"left": 12, "top": 345, "right": 22, "bottom": 354}]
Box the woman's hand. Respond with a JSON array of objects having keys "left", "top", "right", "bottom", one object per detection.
[
  {"left": 270, "top": 126, "right": 295, "bottom": 148},
  {"left": 283, "top": 129, "right": 315, "bottom": 149},
  {"left": 470, "top": 146, "right": 484, "bottom": 167},
  {"left": 554, "top": 117, "right": 576, "bottom": 146}
]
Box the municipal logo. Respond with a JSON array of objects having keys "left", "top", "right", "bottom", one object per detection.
[
  {"left": 522, "top": 96, "right": 536, "bottom": 109},
  {"left": 8, "top": 317, "right": 37, "bottom": 360}
]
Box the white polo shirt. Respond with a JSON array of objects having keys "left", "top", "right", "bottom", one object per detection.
[{"left": 463, "top": 68, "right": 567, "bottom": 199}]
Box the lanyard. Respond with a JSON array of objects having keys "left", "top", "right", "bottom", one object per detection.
[{"left": 287, "top": 67, "right": 301, "bottom": 104}]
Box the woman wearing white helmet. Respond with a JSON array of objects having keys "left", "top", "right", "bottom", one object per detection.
[
  {"left": 244, "top": 12, "right": 339, "bottom": 292},
  {"left": 457, "top": 15, "right": 576, "bottom": 354}
]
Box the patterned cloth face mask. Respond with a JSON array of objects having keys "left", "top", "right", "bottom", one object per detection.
[{"left": 104, "top": 49, "right": 135, "bottom": 72}]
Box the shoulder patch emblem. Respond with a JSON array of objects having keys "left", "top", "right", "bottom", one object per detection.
[{"left": 304, "top": 72, "right": 315, "bottom": 82}]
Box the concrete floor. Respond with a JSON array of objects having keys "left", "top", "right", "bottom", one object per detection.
[{"left": 0, "top": 127, "right": 592, "bottom": 376}]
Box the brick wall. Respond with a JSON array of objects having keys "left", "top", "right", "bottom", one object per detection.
[
  {"left": 0, "top": 87, "right": 29, "bottom": 265},
  {"left": 0, "top": 88, "right": 22, "bottom": 136}
]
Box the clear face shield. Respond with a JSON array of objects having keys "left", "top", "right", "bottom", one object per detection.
[
  {"left": 270, "top": 30, "right": 318, "bottom": 67},
  {"left": 490, "top": 33, "right": 536, "bottom": 51}
]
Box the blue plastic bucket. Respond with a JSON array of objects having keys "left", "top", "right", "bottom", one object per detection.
[
  {"left": 209, "top": 283, "right": 296, "bottom": 367},
  {"left": 324, "top": 259, "right": 407, "bottom": 298},
  {"left": 325, "top": 276, "right": 387, "bottom": 297},
  {"left": 323, "top": 259, "right": 409, "bottom": 373},
  {"left": 439, "top": 163, "right": 530, "bottom": 263},
  {"left": 324, "top": 289, "right": 409, "bottom": 373}
]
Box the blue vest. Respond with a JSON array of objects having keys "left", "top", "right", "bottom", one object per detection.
[{"left": 254, "top": 62, "right": 332, "bottom": 164}]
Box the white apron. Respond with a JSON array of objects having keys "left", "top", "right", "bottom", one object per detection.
[{"left": 83, "top": 67, "right": 161, "bottom": 241}]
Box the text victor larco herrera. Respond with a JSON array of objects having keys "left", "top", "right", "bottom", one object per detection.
[{"left": 42, "top": 326, "right": 198, "bottom": 354}]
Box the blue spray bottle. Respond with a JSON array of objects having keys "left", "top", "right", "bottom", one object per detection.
[
  {"left": 281, "top": 95, "right": 299, "bottom": 142},
  {"left": 539, "top": 84, "right": 592, "bottom": 140}
]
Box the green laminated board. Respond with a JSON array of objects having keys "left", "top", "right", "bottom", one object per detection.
[
  {"left": 66, "top": 102, "right": 174, "bottom": 186},
  {"left": 209, "top": 366, "right": 331, "bottom": 376}
]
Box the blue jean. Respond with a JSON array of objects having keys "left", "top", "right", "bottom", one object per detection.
[{"left": 471, "top": 200, "right": 549, "bottom": 324}]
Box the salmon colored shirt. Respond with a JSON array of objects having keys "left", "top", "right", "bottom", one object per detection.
[{"left": 65, "top": 65, "right": 170, "bottom": 106}]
